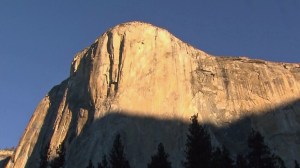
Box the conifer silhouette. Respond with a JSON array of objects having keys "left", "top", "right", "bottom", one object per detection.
[
  {"left": 109, "top": 134, "right": 130, "bottom": 168},
  {"left": 247, "top": 129, "right": 285, "bottom": 168},
  {"left": 183, "top": 114, "right": 212, "bottom": 168},
  {"left": 147, "top": 143, "right": 172, "bottom": 168},
  {"left": 98, "top": 155, "right": 108, "bottom": 168},
  {"left": 86, "top": 160, "right": 94, "bottom": 168},
  {"left": 295, "top": 160, "right": 300, "bottom": 168},
  {"left": 211, "top": 146, "right": 233, "bottom": 168},
  {"left": 235, "top": 154, "right": 247, "bottom": 168}
]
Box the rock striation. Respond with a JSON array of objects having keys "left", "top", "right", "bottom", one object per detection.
[{"left": 5, "top": 21, "right": 300, "bottom": 168}]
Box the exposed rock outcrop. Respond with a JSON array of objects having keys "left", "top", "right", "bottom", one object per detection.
[
  {"left": 0, "top": 150, "right": 13, "bottom": 168},
  {"left": 6, "top": 22, "right": 300, "bottom": 168}
]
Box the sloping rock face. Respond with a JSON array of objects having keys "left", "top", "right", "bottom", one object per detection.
[
  {"left": 6, "top": 22, "right": 300, "bottom": 168},
  {"left": 0, "top": 150, "right": 13, "bottom": 168}
]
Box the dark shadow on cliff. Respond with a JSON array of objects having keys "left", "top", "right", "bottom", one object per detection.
[
  {"left": 63, "top": 99, "right": 300, "bottom": 168},
  {"left": 0, "top": 156, "right": 10, "bottom": 168},
  {"left": 24, "top": 42, "right": 98, "bottom": 168},
  {"left": 23, "top": 79, "right": 69, "bottom": 168},
  {"left": 24, "top": 97, "right": 300, "bottom": 168},
  {"left": 63, "top": 42, "right": 97, "bottom": 145}
]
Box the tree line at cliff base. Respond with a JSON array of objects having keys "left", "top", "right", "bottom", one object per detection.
[{"left": 41, "top": 114, "right": 299, "bottom": 168}]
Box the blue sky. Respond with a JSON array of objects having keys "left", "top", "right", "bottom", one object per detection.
[{"left": 0, "top": 0, "right": 299, "bottom": 148}]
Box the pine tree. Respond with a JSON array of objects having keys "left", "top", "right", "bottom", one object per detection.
[
  {"left": 109, "top": 134, "right": 130, "bottom": 168},
  {"left": 98, "top": 155, "right": 108, "bottom": 168},
  {"left": 221, "top": 146, "right": 234, "bottom": 168},
  {"left": 87, "top": 160, "right": 94, "bottom": 168},
  {"left": 147, "top": 143, "right": 172, "bottom": 168},
  {"left": 50, "top": 144, "right": 65, "bottom": 168},
  {"left": 295, "top": 160, "right": 300, "bottom": 168},
  {"left": 272, "top": 155, "right": 286, "bottom": 168},
  {"left": 183, "top": 114, "right": 212, "bottom": 168},
  {"left": 235, "top": 154, "right": 247, "bottom": 168},
  {"left": 211, "top": 147, "right": 222, "bottom": 168},
  {"left": 211, "top": 146, "right": 233, "bottom": 168},
  {"left": 247, "top": 129, "right": 277, "bottom": 168}
]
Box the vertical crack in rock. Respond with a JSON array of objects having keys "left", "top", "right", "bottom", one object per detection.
[
  {"left": 215, "top": 58, "right": 227, "bottom": 98},
  {"left": 220, "top": 66, "right": 230, "bottom": 99},
  {"left": 115, "top": 34, "right": 125, "bottom": 93},
  {"left": 106, "top": 32, "right": 114, "bottom": 97},
  {"left": 106, "top": 32, "right": 125, "bottom": 97},
  {"left": 66, "top": 42, "right": 98, "bottom": 141}
]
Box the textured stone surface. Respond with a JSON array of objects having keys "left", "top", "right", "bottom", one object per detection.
[
  {"left": 0, "top": 150, "right": 13, "bottom": 168},
  {"left": 6, "top": 22, "right": 300, "bottom": 168}
]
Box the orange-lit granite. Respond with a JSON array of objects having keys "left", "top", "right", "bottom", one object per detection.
[{"left": 7, "top": 22, "right": 300, "bottom": 168}]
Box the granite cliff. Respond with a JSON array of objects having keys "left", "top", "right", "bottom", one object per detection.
[
  {"left": 0, "top": 150, "right": 13, "bottom": 167},
  {"left": 5, "top": 22, "right": 300, "bottom": 168}
]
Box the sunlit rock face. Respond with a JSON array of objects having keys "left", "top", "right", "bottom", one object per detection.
[{"left": 6, "top": 22, "right": 300, "bottom": 168}]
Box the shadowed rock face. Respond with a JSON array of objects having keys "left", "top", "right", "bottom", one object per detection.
[
  {"left": 0, "top": 150, "right": 13, "bottom": 168},
  {"left": 6, "top": 22, "right": 300, "bottom": 168}
]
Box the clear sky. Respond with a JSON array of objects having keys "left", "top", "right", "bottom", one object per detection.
[{"left": 0, "top": 0, "right": 299, "bottom": 149}]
